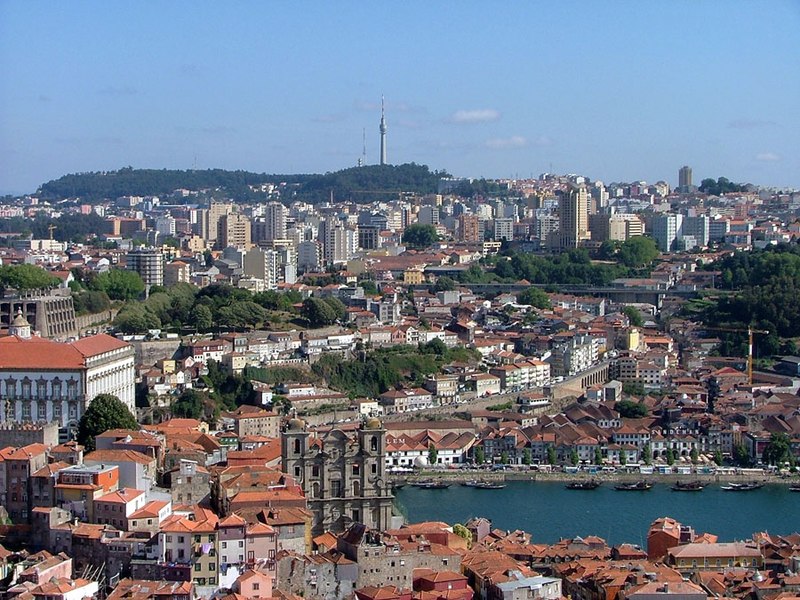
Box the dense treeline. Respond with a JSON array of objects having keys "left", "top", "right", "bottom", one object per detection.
[
  {"left": 699, "top": 244, "right": 800, "bottom": 352},
  {"left": 0, "top": 212, "right": 107, "bottom": 243},
  {"left": 484, "top": 248, "right": 637, "bottom": 286},
  {"left": 311, "top": 341, "right": 479, "bottom": 398},
  {"left": 36, "top": 164, "right": 448, "bottom": 205},
  {"left": 698, "top": 177, "right": 746, "bottom": 196},
  {"left": 38, "top": 167, "right": 305, "bottom": 203}
]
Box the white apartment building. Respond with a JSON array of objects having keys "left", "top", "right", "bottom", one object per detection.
[{"left": 0, "top": 319, "right": 135, "bottom": 438}]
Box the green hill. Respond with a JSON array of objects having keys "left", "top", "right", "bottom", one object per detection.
[{"left": 37, "top": 163, "right": 449, "bottom": 204}]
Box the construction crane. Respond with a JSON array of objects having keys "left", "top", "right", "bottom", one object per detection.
[
  {"left": 704, "top": 326, "right": 769, "bottom": 385},
  {"left": 47, "top": 224, "right": 57, "bottom": 240}
]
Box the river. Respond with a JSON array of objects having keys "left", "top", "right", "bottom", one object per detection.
[{"left": 392, "top": 480, "right": 800, "bottom": 546}]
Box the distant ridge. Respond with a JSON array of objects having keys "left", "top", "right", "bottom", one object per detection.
[{"left": 37, "top": 163, "right": 450, "bottom": 204}]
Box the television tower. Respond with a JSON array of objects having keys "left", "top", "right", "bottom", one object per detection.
[{"left": 379, "top": 95, "right": 387, "bottom": 166}]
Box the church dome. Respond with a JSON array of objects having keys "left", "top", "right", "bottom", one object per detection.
[
  {"left": 287, "top": 417, "right": 306, "bottom": 431},
  {"left": 364, "top": 416, "right": 382, "bottom": 430}
]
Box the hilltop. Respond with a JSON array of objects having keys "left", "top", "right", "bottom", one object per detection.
[{"left": 36, "top": 163, "right": 450, "bottom": 204}]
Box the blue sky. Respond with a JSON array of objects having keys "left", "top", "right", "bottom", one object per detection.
[{"left": 1, "top": 1, "right": 798, "bottom": 195}]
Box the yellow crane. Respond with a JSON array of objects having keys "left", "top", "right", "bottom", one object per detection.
[{"left": 704, "top": 326, "right": 769, "bottom": 385}]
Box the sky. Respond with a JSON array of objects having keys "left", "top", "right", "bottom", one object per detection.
[{"left": 1, "top": 1, "right": 799, "bottom": 195}]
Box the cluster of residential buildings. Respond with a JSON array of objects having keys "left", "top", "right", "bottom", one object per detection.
[{"left": 0, "top": 170, "right": 798, "bottom": 597}]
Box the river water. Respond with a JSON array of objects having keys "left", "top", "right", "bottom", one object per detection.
[{"left": 393, "top": 480, "right": 800, "bottom": 546}]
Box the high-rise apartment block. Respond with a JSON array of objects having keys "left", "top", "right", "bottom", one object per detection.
[
  {"left": 458, "top": 214, "right": 481, "bottom": 243},
  {"left": 217, "top": 213, "right": 252, "bottom": 250},
  {"left": 652, "top": 214, "right": 684, "bottom": 252},
  {"left": 554, "top": 183, "right": 590, "bottom": 249},
  {"left": 678, "top": 165, "right": 693, "bottom": 192},
  {"left": 126, "top": 248, "right": 164, "bottom": 288}
]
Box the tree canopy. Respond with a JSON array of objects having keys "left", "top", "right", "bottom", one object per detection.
[
  {"left": 0, "top": 264, "right": 60, "bottom": 293},
  {"left": 698, "top": 177, "right": 746, "bottom": 196},
  {"left": 91, "top": 268, "right": 145, "bottom": 301},
  {"left": 77, "top": 394, "right": 139, "bottom": 451},
  {"left": 402, "top": 224, "right": 439, "bottom": 249},
  {"left": 516, "top": 287, "right": 551, "bottom": 309},
  {"left": 614, "top": 399, "right": 649, "bottom": 418}
]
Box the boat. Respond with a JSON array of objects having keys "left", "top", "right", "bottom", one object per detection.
[
  {"left": 412, "top": 481, "right": 450, "bottom": 489},
  {"left": 720, "top": 481, "right": 764, "bottom": 491},
  {"left": 566, "top": 479, "right": 602, "bottom": 490},
  {"left": 473, "top": 481, "right": 506, "bottom": 490},
  {"left": 614, "top": 480, "right": 653, "bottom": 491},
  {"left": 790, "top": 484, "right": 800, "bottom": 492},
  {"left": 391, "top": 482, "right": 406, "bottom": 490},
  {"left": 671, "top": 480, "right": 705, "bottom": 491},
  {"left": 461, "top": 480, "right": 479, "bottom": 487}
]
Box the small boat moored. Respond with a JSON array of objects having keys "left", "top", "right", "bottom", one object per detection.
[
  {"left": 566, "top": 479, "right": 602, "bottom": 490},
  {"left": 412, "top": 481, "right": 450, "bottom": 489},
  {"left": 720, "top": 481, "right": 764, "bottom": 491},
  {"left": 615, "top": 480, "right": 653, "bottom": 491},
  {"left": 671, "top": 480, "right": 705, "bottom": 492},
  {"left": 473, "top": 481, "right": 506, "bottom": 490}
]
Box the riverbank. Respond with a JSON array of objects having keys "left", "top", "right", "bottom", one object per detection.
[{"left": 390, "top": 468, "right": 800, "bottom": 486}]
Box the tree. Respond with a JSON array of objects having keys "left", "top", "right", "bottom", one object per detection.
[
  {"left": 500, "top": 451, "right": 510, "bottom": 464},
  {"left": 522, "top": 448, "right": 532, "bottom": 465},
  {"left": 615, "top": 400, "right": 648, "bottom": 418},
  {"left": 666, "top": 448, "right": 675, "bottom": 466},
  {"left": 762, "top": 432, "right": 792, "bottom": 466},
  {"left": 622, "top": 381, "right": 646, "bottom": 397},
  {"left": 642, "top": 444, "right": 652, "bottom": 465},
  {"left": 113, "top": 304, "right": 161, "bottom": 334},
  {"left": 713, "top": 449, "right": 724, "bottom": 466},
  {"left": 733, "top": 442, "right": 751, "bottom": 467},
  {"left": 77, "top": 394, "right": 138, "bottom": 451},
  {"left": 93, "top": 268, "right": 145, "bottom": 301},
  {"left": 402, "top": 224, "right": 438, "bottom": 249},
  {"left": 622, "top": 306, "right": 644, "bottom": 328},
  {"left": 271, "top": 395, "right": 292, "bottom": 416},
  {"left": 474, "top": 445, "right": 485, "bottom": 465},
  {"left": 433, "top": 277, "right": 456, "bottom": 292},
  {"left": 547, "top": 446, "right": 557, "bottom": 466},
  {"left": 618, "top": 237, "right": 659, "bottom": 268},
  {"left": 516, "top": 287, "right": 551, "bottom": 309},
  {"left": 452, "top": 524, "right": 472, "bottom": 548},
  {"left": 569, "top": 448, "right": 579, "bottom": 466},
  {"left": 0, "top": 264, "right": 59, "bottom": 293},
  {"left": 690, "top": 447, "right": 699, "bottom": 465},
  {"left": 302, "top": 297, "right": 338, "bottom": 327},
  {"left": 189, "top": 304, "right": 213, "bottom": 331},
  {"left": 594, "top": 447, "right": 603, "bottom": 465},
  {"left": 619, "top": 450, "right": 627, "bottom": 466},
  {"left": 428, "top": 443, "right": 438, "bottom": 466},
  {"left": 172, "top": 390, "right": 205, "bottom": 420}
]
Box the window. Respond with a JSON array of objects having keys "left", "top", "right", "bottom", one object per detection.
[
  {"left": 312, "top": 465, "right": 319, "bottom": 477},
  {"left": 37, "top": 403, "right": 46, "bottom": 420},
  {"left": 352, "top": 464, "right": 360, "bottom": 475},
  {"left": 195, "top": 564, "right": 201, "bottom": 572},
  {"left": 238, "top": 540, "right": 244, "bottom": 547},
  {"left": 195, "top": 535, "right": 201, "bottom": 543},
  {"left": 210, "top": 563, "right": 215, "bottom": 571},
  {"left": 254, "top": 583, "right": 260, "bottom": 591},
  {"left": 53, "top": 403, "right": 61, "bottom": 418},
  {"left": 294, "top": 467, "right": 301, "bottom": 478},
  {"left": 208, "top": 578, "right": 215, "bottom": 585},
  {"left": 179, "top": 536, "right": 185, "bottom": 543},
  {"left": 222, "top": 541, "right": 227, "bottom": 549}
]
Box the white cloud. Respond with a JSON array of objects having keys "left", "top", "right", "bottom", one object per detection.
[
  {"left": 532, "top": 135, "right": 553, "bottom": 147},
  {"left": 485, "top": 135, "right": 527, "bottom": 149},
  {"left": 755, "top": 152, "right": 780, "bottom": 162},
  {"left": 450, "top": 109, "right": 500, "bottom": 124}
]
